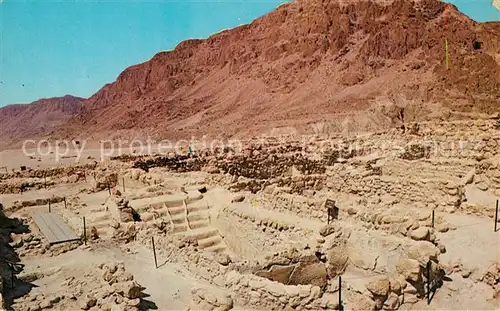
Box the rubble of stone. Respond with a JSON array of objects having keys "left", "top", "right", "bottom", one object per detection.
[
  {"left": 10, "top": 261, "right": 149, "bottom": 311},
  {"left": 1, "top": 119, "right": 499, "bottom": 310}
]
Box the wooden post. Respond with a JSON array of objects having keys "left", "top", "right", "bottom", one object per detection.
[
  {"left": 339, "top": 276, "right": 342, "bottom": 311},
  {"left": 152, "top": 237, "right": 158, "bottom": 269},
  {"left": 64, "top": 197, "right": 67, "bottom": 209},
  {"left": 122, "top": 177, "right": 125, "bottom": 193},
  {"left": 83, "top": 217, "right": 87, "bottom": 245},
  {"left": 432, "top": 210, "right": 435, "bottom": 228},
  {"left": 427, "top": 261, "right": 431, "bottom": 305},
  {"left": 495, "top": 200, "right": 499, "bottom": 232},
  {"left": 48, "top": 200, "right": 51, "bottom": 213},
  {"left": 44, "top": 172, "right": 47, "bottom": 188},
  {"left": 108, "top": 183, "right": 111, "bottom": 195}
]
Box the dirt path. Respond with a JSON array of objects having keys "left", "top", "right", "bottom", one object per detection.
[{"left": 439, "top": 213, "right": 499, "bottom": 273}]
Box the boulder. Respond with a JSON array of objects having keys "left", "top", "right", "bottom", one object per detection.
[
  {"left": 389, "top": 277, "right": 402, "bottom": 295},
  {"left": 326, "top": 246, "right": 349, "bottom": 277},
  {"left": 80, "top": 296, "right": 97, "bottom": 310},
  {"left": 365, "top": 278, "right": 390, "bottom": 297},
  {"left": 265, "top": 282, "right": 287, "bottom": 297},
  {"left": 214, "top": 252, "right": 231, "bottom": 266},
  {"left": 410, "top": 227, "right": 430, "bottom": 241},
  {"left": 385, "top": 292, "right": 400, "bottom": 309},
  {"left": 319, "top": 224, "right": 336, "bottom": 237},
  {"left": 463, "top": 169, "right": 475, "bottom": 185},
  {"left": 407, "top": 241, "right": 440, "bottom": 265},
  {"left": 396, "top": 259, "right": 422, "bottom": 282},
  {"left": 90, "top": 227, "right": 99, "bottom": 240},
  {"left": 120, "top": 281, "right": 145, "bottom": 299}
]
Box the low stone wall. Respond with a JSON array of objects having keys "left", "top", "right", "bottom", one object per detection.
[{"left": 224, "top": 270, "right": 337, "bottom": 310}]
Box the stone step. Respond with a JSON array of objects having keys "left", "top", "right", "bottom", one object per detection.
[
  {"left": 164, "top": 199, "right": 185, "bottom": 208},
  {"left": 198, "top": 235, "right": 222, "bottom": 249},
  {"left": 89, "top": 212, "right": 111, "bottom": 222},
  {"left": 168, "top": 206, "right": 186, "bottom": 216},
  {"left": 96, "top": 227, "right": 113, "bottom": 238},
  {"left": 185, "top": 227, "right": 218, "bottom": 240},
  {"left": 185, "top": 192, "right": 204, "bottom": 203},
  {"left": 187, "top": 203, "right": 210, "bottom": 213},
  {"left": 187, "top": 211, "right": 208, "bottom": 222},
  {"left": 189, "top": 219, "right": 209, "bottom": 230},
  {"left": 91, "top": 221, "right": 111, "bottom": 229},
  {"left": 172, "top": 225, "right": 188, "bottom": 234},
  {"left": 171, "top": 217, "right": 186, "bottom": 225},
  {"left": 203, "top": 243, "right": 226, "bottom": 253},
  {"left": 154, "top": 208, "right": 170, "bottom": 217}
]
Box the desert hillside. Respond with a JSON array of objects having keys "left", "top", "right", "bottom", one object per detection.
[
  {"left": 0, "top": 95, "right": 84, "bottom": 148},
  {"left": 2, "top": 0, "right": 499, "bottom": 148}
]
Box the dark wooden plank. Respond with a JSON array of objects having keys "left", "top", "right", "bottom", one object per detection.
[
  {"left": 50, "top": 213, "right": 79, "bottom": 240},
  {"left": 32, "top": 212, "right": 79, "bottom": 244},
  {"left": 32, "top": 213, "right": 58, "bottom": 243},
  {"left": 39, "top": 213, "right": 66, "bottom": 241}
]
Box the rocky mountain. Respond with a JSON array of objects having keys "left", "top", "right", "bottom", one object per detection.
[
  {"left": 3, "top": 0, "right": 500, "bottom": 147},
  {"left": 0, "top": 95, "right": 84, "bottom": 149}
]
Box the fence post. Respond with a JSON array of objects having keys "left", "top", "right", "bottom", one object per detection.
[
  {"left": 64, "top": 197, "right": 67, "bottom": 209},
  {"left": 122, "top": 177, "right": 125, "bottom": 193},
  {"left": 108, "top": 183, "right": 111, "bottom": 195},
  {"left": 83, "top": 217, "right": 87, "bottom": 245},
  {"left": 44, "top": 172, "right": 47, "bottom": 189},
  {"left": 48, "top": 200, "right": 51, "bottom": 213},
  {"left": 339, "top": 276, "right": 342, "bottom": 311},
  {"left": 432, "top": 210, "right": 435, "bottom": 228},
  {"left": 152, "top": 237, "right": 158, "bottom": 269},
  {"left": 495, "top": 200, "right": 499, "bottom": 232},
  {"left": 427, "top": 261, "right": 431, "bottom": 305}
]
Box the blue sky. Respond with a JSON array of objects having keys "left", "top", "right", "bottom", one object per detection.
[{"left": 0, "top": 0, "right": 498, "bottom": 107}]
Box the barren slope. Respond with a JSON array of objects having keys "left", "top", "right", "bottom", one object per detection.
[
  {"left": 0, "top": 95, "right": 84, "bottom": 148},
  {"left": 3, "top": 0, "right": 500, "bottom": 147}
]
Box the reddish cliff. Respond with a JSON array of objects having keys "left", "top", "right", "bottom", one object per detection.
[{"left": 3, "top": 0, "right": 499, "bottom": 147}]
